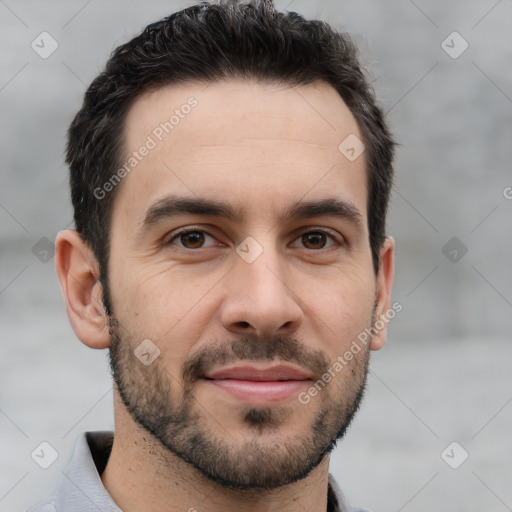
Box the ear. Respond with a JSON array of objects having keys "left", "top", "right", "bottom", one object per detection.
[
  {"left": 55, "top": 230, "right": 110, "bottom": 349},
  {"left": 370, "top": 236, "right": 395, "bottom": 351}
]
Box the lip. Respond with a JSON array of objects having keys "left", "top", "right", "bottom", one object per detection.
[
  {"left": 204, "top": 363, "right": 313, "bottom": 381},
  {"left": 202, "top": 364, "right": 313, "bottom": 405}
]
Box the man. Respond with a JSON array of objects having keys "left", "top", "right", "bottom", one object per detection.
[{"left": 28, "top": 1, "right": 396, "bottom": 510}]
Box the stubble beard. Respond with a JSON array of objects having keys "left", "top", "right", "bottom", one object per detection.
[{"left": 106, "top": 314, "right": 372, "bottom": 491}]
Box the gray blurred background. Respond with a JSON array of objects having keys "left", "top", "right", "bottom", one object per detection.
[{"left": 1, "top": 0, "right": 511, "bottom": 510}]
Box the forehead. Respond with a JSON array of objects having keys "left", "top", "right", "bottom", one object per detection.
[{"left": 114, "top": 79, "right": 368, "bottom": 230}]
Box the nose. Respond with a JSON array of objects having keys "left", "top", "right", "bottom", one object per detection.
[{"left": 219, "top": 241, "right": 304, "bottom": 339}]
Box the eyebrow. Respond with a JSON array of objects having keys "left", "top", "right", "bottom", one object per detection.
[{"left": 139, "top": 195, "right": 363, "bottom": 233}]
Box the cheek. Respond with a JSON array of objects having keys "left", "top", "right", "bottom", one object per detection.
[
  {"left": 299, "top": 268, "right": 375, "bottom": 355},
  {"left": 108, "top": 259, "right": 222, "bottom": 356}
]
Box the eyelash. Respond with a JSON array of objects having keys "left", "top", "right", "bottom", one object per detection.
[{"left": 166, "top": 227, "right": 344, "bottom": 251}]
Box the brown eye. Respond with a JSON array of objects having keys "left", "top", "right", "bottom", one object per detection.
[
  {"left": 168, "top": 229, "right": 217, "bottom": 249},
  {"left": 291, "top": 229, "right": 342, "bottom": 251},
  {"left": 179, "top": 231, "right": 205, "bottom": 248},
  {"left": 301, "top": 231, "right": 328, "bottom": 249}
]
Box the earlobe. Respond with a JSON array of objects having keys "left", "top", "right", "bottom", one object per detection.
[
  {"left": 369, "top": 236, "right": 395, "bottom": 351},
  {"left": 55, "top": 230, "right": 110, "bottom": 349}
]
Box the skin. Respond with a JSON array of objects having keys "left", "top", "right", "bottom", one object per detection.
[{"left": 55, "top": 79, "right": 395, "bottom": 512}]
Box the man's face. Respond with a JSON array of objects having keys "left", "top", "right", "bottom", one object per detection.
[{"left": 106, "top": 79, "right": 380, "bottom": 489}]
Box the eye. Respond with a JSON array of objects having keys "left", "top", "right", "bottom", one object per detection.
[
  {"left": 291, "top": 230, "right": 342, "bottom": 250},
  {"left": 167, "top": 228, "right": 218, "bottom": 249},
  {"left": 166, "top": 227, "right": 343, "bottom": 252}
]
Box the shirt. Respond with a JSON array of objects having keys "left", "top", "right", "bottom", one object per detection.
[{"left": 26, "top": 431, "right": 369, "bottom": 512}]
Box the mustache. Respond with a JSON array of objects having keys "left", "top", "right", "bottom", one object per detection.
[{"left": 181, "top": 334, "right": 330, "bottom": 390}]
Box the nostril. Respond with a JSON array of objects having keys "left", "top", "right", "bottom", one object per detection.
[{"left": 237, "top": 321, "right": 250, "bottom": 328}]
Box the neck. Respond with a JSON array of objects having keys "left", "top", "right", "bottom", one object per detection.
[{"left": 101, "top": 391, "right": 331, "bottom": 512}]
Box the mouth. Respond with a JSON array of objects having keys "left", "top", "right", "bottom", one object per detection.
[{"left": 201, "top": 363, "right": 313, "bottom": 405}]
